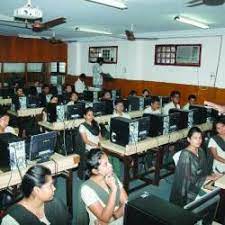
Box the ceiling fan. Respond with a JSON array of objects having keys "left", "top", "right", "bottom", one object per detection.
[
  {"left": 187, "top": 0, "right": 225, "bottom": 7},
  {"left": 0, "top": 0, "right": 66, "bottom": 32}
]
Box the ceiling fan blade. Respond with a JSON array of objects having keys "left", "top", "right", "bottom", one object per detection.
[
  {"left": 187, "top": 0, "right": 201, "bottom": 3},
  {"left": 125, "top": 30, "right": 135, "bottom": 41},
  {"left": 187, "top": 2, "right": 204, "bottom": 6}
]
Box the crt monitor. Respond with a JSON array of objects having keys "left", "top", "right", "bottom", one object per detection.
[
  {"left": 128, "top": 96, "right": 140, "bottom": 111},
  {"left": 102, "top": 99, "right": 114, "bottom": 115},
  {"left": 189, "top": 105, "right": 207, "bottom": 124},
  {"left": 92, "top": 101, "right": 106, "bottom": 116},
  {"left": 66, "top": 102, "right": 85, "bottom": 119},
  {"left": 144, "top": 97, "right": 152, "bottom": 107},
  {"left": 28, "top": 131, "right": 57, "bottom": 162},
  {"left": 184, "top": 187, "right": 220, "bottom": 225}
]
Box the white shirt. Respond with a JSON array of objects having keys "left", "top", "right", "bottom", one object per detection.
[
  {"left": 163, "top": 102, "right": 180, "bottom": 115},
  {"left": 143, "top": 106, "right": 161, "bottom": 115},
  {"left": 75, "top": 78, "right": 86, "bottom": 94},
  {"left": 183, "top": 103, "right": 190, "bottom": 110},
  {"left": 81, "top": 178, "right": 123, "bottom": 225},
  {"left": 112, "top": 111, "right": 131, "bottom": 119},
  {"left": 92, "top": 64, "right": 103, "bottom": 87},
  {"left": 79, "top": 124, "right": 100, "bottom": 151},
  {"left": 5, "top": 126, "right": 17, "bottom": 135},
  {"left": 208, "top": 137, "right": 225, "bottom": 173}
]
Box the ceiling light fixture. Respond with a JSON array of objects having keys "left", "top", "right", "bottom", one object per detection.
[
  {"left": 174, "top": 16, "right": 209, "bottom": 29},
  {"left": 84, "top": 0, "right": 127, "bottom": 10},
  {"left": 75, "top": 27, "right": 112, "bottom": 35}
]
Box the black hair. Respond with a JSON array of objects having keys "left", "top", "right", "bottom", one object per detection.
[
  {"left": 80, "top": 73, "right": 86, "bottom": 79},
  {"left": 129, "top": 90, "right": 137, "bottom": 96},
  {"left": 29, "top": 86, "right": 38, "bottom": 96},
  {"left": 114, "top": 98, "right": 124, "bottom": 106},
  {"left": 0, "top": 106, "right": 8, "bottom": 118},
  {"left": 188, "top": 94, "right": 197, "bottom": 101},
  {"left": 70, "top": 92, "right": 79, "bottom": 99},
  {"left": 187, "top": 126, "right": 203, "bottom": 139},
  {"left": 170, "top": 90, "right": 181, "bottom": 98},
  {"left": 151, "top": 96, "right": 160, "bottom": 104},
  {"left": 213, "top": 116, "right": 225, "bottom": 134},
  {"left": 21, "top": 165, "right": 51, "bottom": 198},
  {"left": 102, "top": 90, "right": 111, "bottom": 97},
  {"left": 97, "top": 57, "right": 104, "bottom": 64},
  {"left": 15, "top": 87, "right": 23, "bottom": 93},
  {"left": 85, "top": 148, "right": 104, "bottom": 179},
  {"left": 142, "top": 89, "right": 150, "bottom": 94},
  {"left": 50, "top": 95, "right": 58, "bottom": 101},
  {"left": 42, "top": 84, "right": 49, "bottom": 89},
  {"left": 84, "top": 107, "right": 94, "bottom": 116}
]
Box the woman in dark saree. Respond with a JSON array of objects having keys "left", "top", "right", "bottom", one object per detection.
[{"left": 170, "top": 127, "right": 220, "bottom": 207}]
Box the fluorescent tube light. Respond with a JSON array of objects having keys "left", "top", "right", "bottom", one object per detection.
[
  {"left": 174, "top": 16, "right": 209, "bottom": 29},
  {"left": 85, "top": 0, "right": 127, "bottom": 9},
  {"left": 75, "top": 27, "right": 112, "bottom": 35}
]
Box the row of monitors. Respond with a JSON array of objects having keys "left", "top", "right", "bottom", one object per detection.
[
  {"left": 0, "top": 132, "right": 57, "bottom": 171},
  {"left": 110, "top": 105, "right": 219, "bottom": 146}
]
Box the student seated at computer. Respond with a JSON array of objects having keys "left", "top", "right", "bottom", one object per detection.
[
  {"left": 128, "top": 90, "right": 137, "bottom": 97},
  {"left": 39, "top": 85, "right": 51, "bottom": 107},
  {"left": 142, "top": 89, "right": 150, "bottom": 98},
  {"left": 42, "top": 96, "right": 59, "bottom": 122},
  {"left": 81, "top": 149, "right": 128, "bottom": 225},
  {"left": 62, "top": 84, "right": 73, "bottom": 104},
  {"left": 67, "top": 92, "right": 79, "bottom": 105},
  {"left": 208, "top": 117, "right": 225, "bottom": 174},
  {"left": 163, "top": 90, "right": 181, "bottom": 115},
  {"left": 12, "top": 87, "right": 26, "bottom": 110},
  {"left": 143, "top": 96, "right": 160, "bottom": 114},
  {"left": 170, "top": 127, "right": 221, "bottom": 207},
  {"left": 101, "top": 91, "right": 112, "bottom": 101},
  {"left": 79, "top": 107, "right": 102, "bottom": 151},
  {"left": 1, "top": 165, "right": 70, "bottom": 225},
  {"left": 183, "top": 94, "right": 197, "bottom": 110},
  {"left": 0, "top": 107, "right": 17, "bottom": 135},
  {"left": 112, "top": 99, "right": 130, "bottom": 119}
]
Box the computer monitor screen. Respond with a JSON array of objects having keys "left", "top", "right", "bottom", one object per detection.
[
  {"left": 28, "top": 131, "right": 57, "bottom": 162},
  {"left": 27, "top": 96, "right": 40, "bottom": 108},
  {"left": 184, "top": 187, "right": 220, "bottom": 225},
  {"left": 93, "top": 102, "right": 106, "bottom": 116},
  {"left": 190, "top": 105, "right": 207, "bottom": 124},
  {"left": 144, "top": 97, "right": 152, "bottom": 107},
  {"left": 128, "top": 96, "right": 140, "bottom": 111},
  {"left": 168, "top": 112, "right": 180, "bottom": 132},
  {"left": 66, "top": 102, "right": 85, "bottom": 119},
  {"left": 102, "top": 100, "right": 114, "bottom": 115}
]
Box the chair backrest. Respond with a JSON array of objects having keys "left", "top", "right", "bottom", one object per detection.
[{"left": 173, "top": 150, "right": 182, "bottom": 166}]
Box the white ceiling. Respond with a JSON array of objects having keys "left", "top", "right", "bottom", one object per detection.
[{"left": 0, "top": 0, "right": 225, "bottom": 40}]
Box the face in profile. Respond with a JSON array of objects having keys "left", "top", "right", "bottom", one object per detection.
[
  {"left": 172, "top": 94, "right": 180, "bottom": 104},
  {"left": 50, "top": 97, "right": 58, "bottom": 104},
  {"left": 35, "top": 175, "right": 56, "bottom": 202},
  {"left": 103, "top": 92, "right": 111, "bottom": 100},
  {"left": 71, "top": 93, "right": 79, "bottom": 102},
  {"left": 189, "top": 98, "right": 196, "bottom": 105},
  {"left": 0, "top": 115, "right": 9, "bottom": 129}
]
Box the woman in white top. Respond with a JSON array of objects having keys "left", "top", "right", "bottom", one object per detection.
[
  {"left": 112, "top": 99, "right": 130, "bottom": 119},
  {"left": 0, "top": 107, "right": 16, "bottom": 135},
  {"left": 67, "top": 92, "right": 79, "bottom": 105},
  {"left": 81, "top": 149, "right": 128, "bottom": 225},
  {"left": 208, "top": 117, "right": 225, "bottom": 173},
  {"left": 143, "top": 96, "right": 161, "bottom": 115},
  {"left": 79, "top": 107, "right": 101, "bottom": 151}
]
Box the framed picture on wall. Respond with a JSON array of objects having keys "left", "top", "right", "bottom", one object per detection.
[
  {"left": 154, "top": 44, "right": 201, "bottom": 67},
  {"left": 89, "top": 46, "right": 118, "bottom": 64}
]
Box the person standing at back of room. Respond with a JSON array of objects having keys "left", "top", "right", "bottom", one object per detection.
[
  {"left": 75, "top": 73, "right": 87, "bottom": 94},
  {"left": 92, "top": 57, "right": 105, "bottom": 90}
]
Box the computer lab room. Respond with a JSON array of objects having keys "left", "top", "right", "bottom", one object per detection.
[{"left": 0, "top": 0, "right": 225, "bottom": 225}]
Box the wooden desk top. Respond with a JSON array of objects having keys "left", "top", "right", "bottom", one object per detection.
[
  {"left": 0, "top": 98, "right": 12, "bottom": 105},
  {"left": 100, "top": 122, "right": 213, "bottom": 156},
  {"left": 0, "top": 153, "right": 80, "bottom": 190},
  {"left": 38, "top": 110, "right": 143, "bottom": 131},
  {"left": 8, "top": 108, "right": 44, "bottom": 117},
  {"left": 215, "top": 175, "right": 225, "bottom": 189}
]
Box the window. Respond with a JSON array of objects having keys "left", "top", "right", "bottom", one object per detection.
[
  {"left": 27, "top": 63, "right": 43, "bottom": 72},
  {"left": 89, "top": 46, "right": 118, "bottom": 64},
  {"left": 3, "top": 63, "right": 25, "bottom": 73},
  {"left": 51, "top": 62, "right": 66, "bottom": 74},
  {"left": 155, "top": 44, "right": 201, "bottom": 67}
]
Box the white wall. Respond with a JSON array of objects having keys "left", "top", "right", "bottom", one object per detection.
[{"left": 68, "top": 34, "right": 225, "bottom": 88}]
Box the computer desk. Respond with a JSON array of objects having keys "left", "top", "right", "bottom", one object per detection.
[
  {"left": 0, "top": 153, "right": 80, "bottom": 215},
  {"left": 8, "top": 107, "right": 44, "bottom": 117},
  {"left": 38, "top": 110, "right": 143, "bottom": 131},
  {"left": 0, "top": 98, "right": 12, "bottom": 106},
  {"left": 100, "top": 122, "right": 213, "bottom": 192},
  {"left": 215, "top": 175, "right": 225, "bottom": 189}
]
